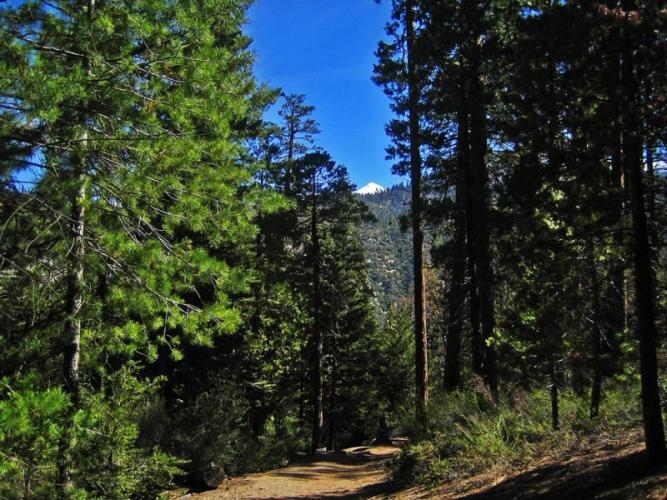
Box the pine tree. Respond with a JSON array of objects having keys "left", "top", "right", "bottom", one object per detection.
[
  {"left": 374, "top": 0, "right": 429, "bottom": 427},
  {"left": 1, "top": 0, "right": 275, "bottom": 493},
  {"left": 619, "top": 0, "right": 666, "bottom": 462}
]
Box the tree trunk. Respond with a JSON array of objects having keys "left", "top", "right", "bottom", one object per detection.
[
  {"left": 406, "top": 0, "right": 428, "bottom": 424},
  {"left": 328, "top": 358, "right": 336, "bottom": 452},
  {"left": 57, "top": 171, "right": 86, "bottom": 494},
  {"left": 466, "top": 192, "right": 483, "bottom": 376},
  {"left": 310, "top": 175, "right": 324, "bottom": 454},
  {"left": 622, "top": 0, "right": 666, "bottom": 461},
  {"left": 550, "top": 360, "right": 559, "bottom": 431},
  {"left": 444, "top": 76, "right": 468, "bottom": 392},
  {"left": 602, "top": 133, "right": 625, "bottom": 379},
  {"left": 465, "top": 3, "right": 497, "bottom": 398},
  {"left": 589, "top": 242, "right": 603, "bottom": 419},
  {"left": 57, "top": 2, "right": 96, "bottom": 487}
]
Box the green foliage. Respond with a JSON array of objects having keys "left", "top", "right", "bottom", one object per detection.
[
  {"left": 0, "top": 377, "right": 68, "bottom": 499},
  {"left": 72, "top": 367, "right": 185, "bottom": 499},
  {"left": 393, "top": 384, "right": 643, "bottom": 486},
  {"left": 0, "top": 369, "right": 185, "bottom": 499},
  {"left": 0, "top": 0, "right": 282, "bottom": 495},
  {"left": 250, "top": 415, "right": 309, "bottom": 471},
  {"left": 1, "top": 0, "right": 661, "bottom": 495},
  {"left": 366, "top": 301, "right": 415, "bottom": 432},
  {"left": 163, "top": 378, "right": 308, "bottom": 486}
]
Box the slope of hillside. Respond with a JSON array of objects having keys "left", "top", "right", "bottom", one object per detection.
[{"left": 356, "top": 184, "right": 413, "bottom": 313}]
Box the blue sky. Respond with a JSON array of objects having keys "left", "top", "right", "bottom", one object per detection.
[{"left": 246, "top": 0, "right": 404, "bottom": 189}]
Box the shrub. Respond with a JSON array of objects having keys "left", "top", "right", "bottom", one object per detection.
[
  {"left": 73, "top": 367, "right": 185, "bottom": 499},
  {"left": 0, "top": 377, "right": 68, "bottom": 499},
  {"left": 0, "top": 368, "right": 185, "bottom": 499}
]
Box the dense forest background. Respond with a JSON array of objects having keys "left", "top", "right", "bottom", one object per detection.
[{"left": 0, "top": 0, "right": 666, "bottom": 498}]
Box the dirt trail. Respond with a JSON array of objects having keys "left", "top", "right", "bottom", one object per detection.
[{"left": 188, "top": 445, "right": 400, "bottom": 499}]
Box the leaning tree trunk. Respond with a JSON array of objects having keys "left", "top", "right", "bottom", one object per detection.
[
  {"left": 621, "top": 0, "right": 666, "bottom": 462},
  {"left": 406, "top": 0, "right": 428, "bottom": 424}
]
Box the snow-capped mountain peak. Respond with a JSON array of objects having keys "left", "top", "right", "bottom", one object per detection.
[{"left": 354, "top": 182, "right": 385, "bottom": 195}]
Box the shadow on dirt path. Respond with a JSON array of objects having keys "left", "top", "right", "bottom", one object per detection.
[{"left": 460, "top": 448, "right": 667, "bottom": 499}]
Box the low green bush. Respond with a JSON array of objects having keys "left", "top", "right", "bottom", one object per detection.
[
  {"left": 0, "top": 367, "right": 185, "bottom": 499},
  {"left": 0, "top": 377, "right": 68, "bottom": 499}
]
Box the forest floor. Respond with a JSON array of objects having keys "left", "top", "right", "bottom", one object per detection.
[{"left": 180, "top": 431, "right": 667, "bottom": 499}]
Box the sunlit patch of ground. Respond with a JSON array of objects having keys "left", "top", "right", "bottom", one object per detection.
[{"left": 188, "top": 445, "right": 400, "bottom": 499}]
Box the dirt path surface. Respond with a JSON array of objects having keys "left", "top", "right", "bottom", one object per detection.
[{"left": 188, "top": 445, "right": 400, "bottom": 499}]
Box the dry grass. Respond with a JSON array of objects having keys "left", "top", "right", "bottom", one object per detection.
[{"left": 396, "top": 430, "right": 667, "bottom": 500}]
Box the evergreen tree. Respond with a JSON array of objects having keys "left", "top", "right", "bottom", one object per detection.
[
  {"left": 374, "top": 0, "right": 429, "bottom": 427},
  {"left": 1, "top": 0, "right": 275, "bottom": 493}
]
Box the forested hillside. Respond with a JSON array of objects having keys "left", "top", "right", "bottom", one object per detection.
[
  {"left": 357, "top": 184, "right": 414, "bottom": 312},
  {"left": 1, "top": 0, "right": 666, "bottom": 499}
]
